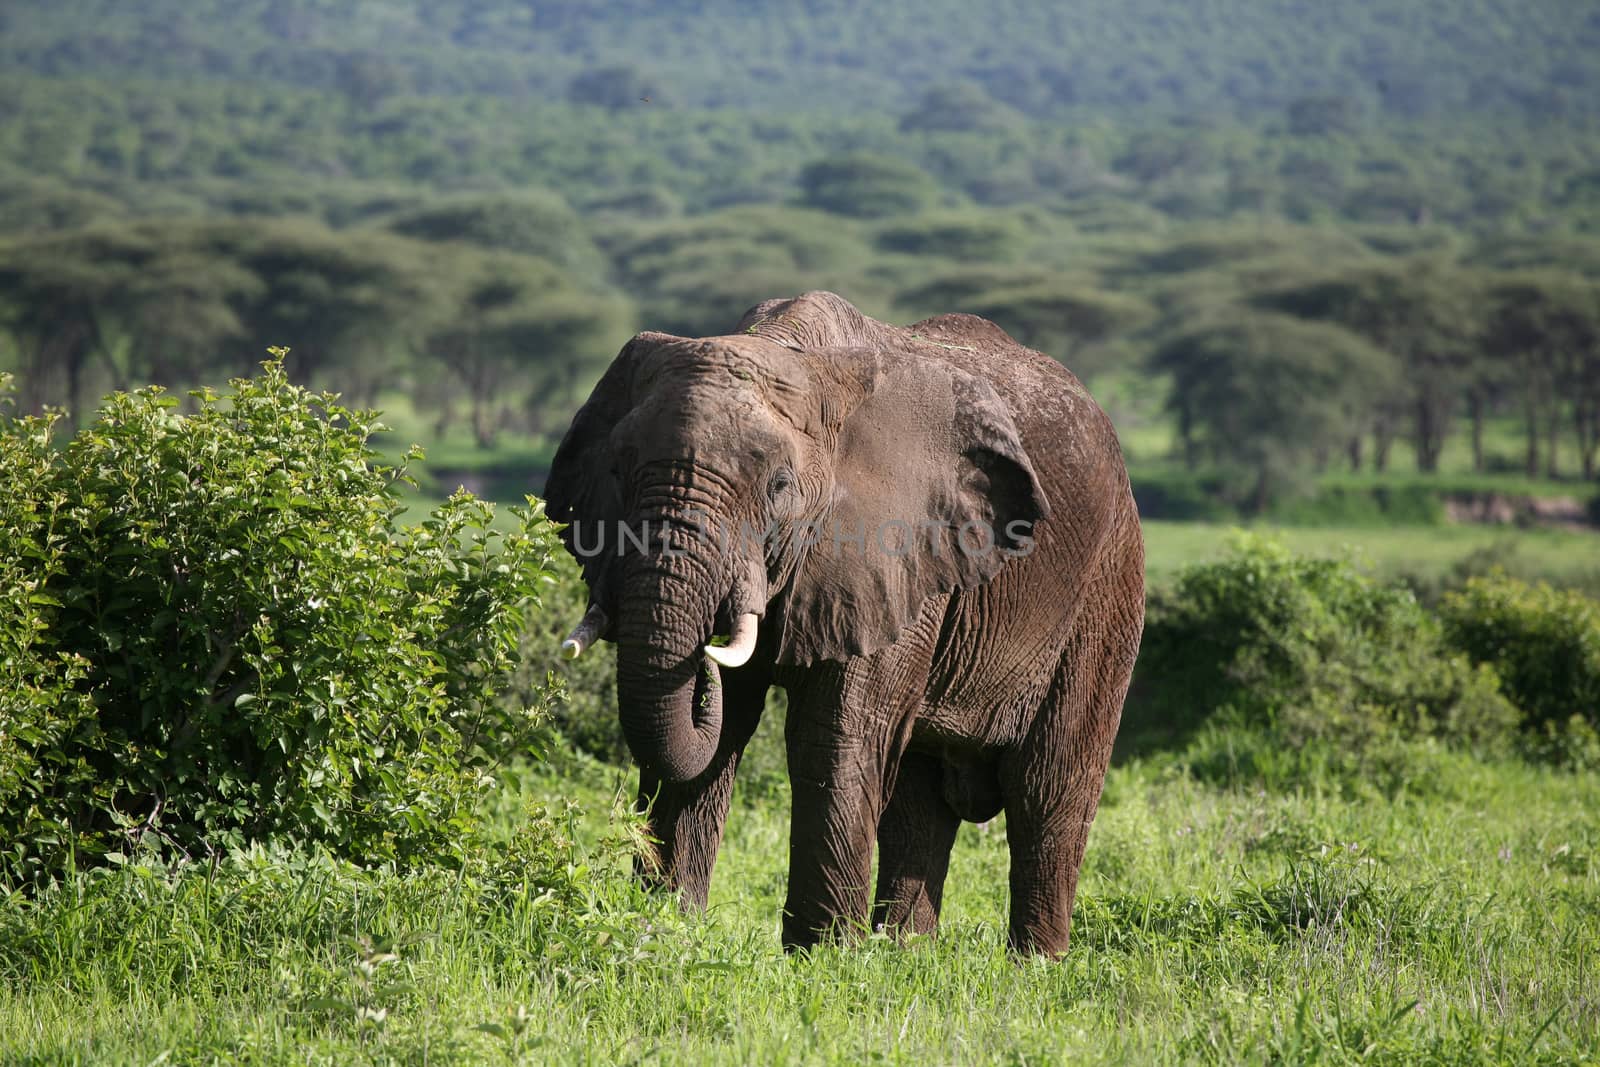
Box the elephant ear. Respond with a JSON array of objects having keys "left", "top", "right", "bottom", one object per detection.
[
  {"left": 543, "top": 333, "right": 672, "bottom": 595},
  {"left": 773, "top": 348, "right": 1050, "bottom": 666}
]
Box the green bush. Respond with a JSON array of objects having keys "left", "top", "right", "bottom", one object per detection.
[
  {"left": 510, "top": 554, "right": 624, "bottom": 765},
  {"left": 1438, "top": 575, "right": 1600, "bottom": 767},
  {"left": 1267, "top": 485, "right": 1445, "bottom": 527},
  {"left": 1129, "top": 536, "right": 1518, "bottom": 786},
  {"left": 0, "top": 378, "right": 101, "bottom": 863},
  {"left": 0, "top": 358, "right": 560, "bottom": 885}
]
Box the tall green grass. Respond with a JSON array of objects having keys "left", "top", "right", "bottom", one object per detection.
[{"left": 3, "top": 747, "right": 1595, "bottom": 1065}]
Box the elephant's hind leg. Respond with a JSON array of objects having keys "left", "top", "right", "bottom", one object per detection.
[
  {"left": 1000, "top": 564, "right": 1142, "bottom": 955},
  {"left": 872, "top": 750, "right": 961, "bottom": 939}
]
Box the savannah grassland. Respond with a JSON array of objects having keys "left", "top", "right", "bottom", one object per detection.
[
  {"left": 3, "top": 368, "right": 1598, "bottom": 1067},
  {"left": 5, "top": 1, "right": 1600, "bottom": 1062},
  {"left": 2, "top": 728, "right": 1597, "bottom": 1064},
  {"left": 4, "top": 434, "right": 1600, "bottom": 1065}
]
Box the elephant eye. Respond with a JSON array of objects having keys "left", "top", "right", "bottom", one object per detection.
[{"left": 767, "top": 467, "right": 794, "bottom": 501}]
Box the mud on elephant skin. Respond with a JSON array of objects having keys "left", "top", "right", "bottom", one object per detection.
[{"left": 543, "top": 290, "right": 1144, "bottom": 956}]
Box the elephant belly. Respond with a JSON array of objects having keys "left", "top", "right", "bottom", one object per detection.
[
  {"left": 914, "top": 473, "right": 1117, "bottom": 748},
  {"left": 915, "top": 583, "right": 1072, "bottom": 749},
  {"left": 940, "top": 750, "right": 1004, "bottom": 823}
]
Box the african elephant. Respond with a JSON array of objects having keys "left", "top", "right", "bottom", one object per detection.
[{"left": 544, "top": 291, "right": 1143, "bottom": 955}]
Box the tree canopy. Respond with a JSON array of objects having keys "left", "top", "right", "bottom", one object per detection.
[
  {"left": 1151, "top": 313, "right": 1399, "bottom": 510},
  {"left": 3, "top": 0, "right": 1600, "bottom": 513}
]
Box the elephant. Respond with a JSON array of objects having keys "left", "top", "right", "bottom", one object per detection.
[{"left": 543, "top": 290, "right": 1143, "bottom": 956}]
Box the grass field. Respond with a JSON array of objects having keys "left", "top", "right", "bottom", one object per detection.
[
  {"left": 3, "top": 744, "right": 1596, "bottom": 1065},
  {"left": 1142, "top": 521, "right": 1600, "bottom": 589},
  {"left": 3, "top": 519, "right": 1596, "bottom": 1064}
]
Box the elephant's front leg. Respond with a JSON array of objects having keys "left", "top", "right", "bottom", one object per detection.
[
  {"left": 635, "top": 669, "right": 770, "bottom": 910},
  {"left": 779, "top": 652, "right": 931, "bottom": 951}
]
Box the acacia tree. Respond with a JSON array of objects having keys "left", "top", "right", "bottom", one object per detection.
[
  {"left": 119, "top": 247, "right": 266, "bottom": 393},
  {"left": 425, "top": 250, "right": 631, "bottom": 448},
  {"left": 1483, "top": 272, "right": 1600, "bottom": 479},
  {"left": 962, "top": 284, "right": 1152, "bottom": 378},
  {"left": 218, "top": 221, "right": 438, "bottom": 404},
  {"left": 1150, "top": 311, "right": 1398, "bottom": 512},
  {"left": 0, "top": 227, "right": 153, "bottom": 419},
  {"left": 1254, "top": 259, "right": 1483, "bottom": 472},
  {"left": 379, "top": 191, "right": 607, "bottom": 278},
  {"left": 0, "top": 225, "right": 255, "bottom": 416},
  {"left": 798, "top": 154, "right": 939, "bottom": 219}
]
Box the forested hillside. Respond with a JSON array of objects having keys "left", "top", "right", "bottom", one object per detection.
[
  {"left": 3, "top": 0, "right": 1600, "bottom": 517},
  {"left": 5, "top": 0, "right": 1598, "bottom": 117}
]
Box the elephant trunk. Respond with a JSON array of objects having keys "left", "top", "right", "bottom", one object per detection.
[{"left": 613, "top": 555, "right": 726, "bottom": 783}]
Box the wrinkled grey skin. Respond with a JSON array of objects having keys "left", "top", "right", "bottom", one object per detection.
[{"left": 544, "top": 291, "right": 1143, "bottom": 955}]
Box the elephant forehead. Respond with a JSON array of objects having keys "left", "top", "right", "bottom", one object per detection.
[
  {"left": 638, "top": 339, "right": 823, "bottom": 431},
  {"left": 650, "top": 337, "right": 810, "bottom": 384},
  {"left": 626, "top": 379, "right": 791, "bottom": 463}
]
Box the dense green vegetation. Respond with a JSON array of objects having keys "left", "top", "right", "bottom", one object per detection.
[
  {"left": 3, "top": 2, "right": 1599, "bottom": 1061},
  {"left": 3, "top": 0, "right": 1598, "bottom": 118},
  {"left": 0, "top": 362, "right": 562, "bottom": 885},
  {"left": 6, "top": 192, "right": 1600, "bottom": 513},
  {"left": 5, "top": 365, "right": 1598, "bottom": 1064},
  {"left": 4, "top": 2, "right": 1600, "bottom": 517},
  {"left": 4, "top": 471, "right": 1599, "bottom": 1061}
]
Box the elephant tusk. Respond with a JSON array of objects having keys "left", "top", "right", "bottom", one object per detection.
[
  {"left": 704, "top": 613, "right": 759, "bottom": 668},
  {"left": 561, "top": 603, "right": 610, "bottom": 660}
]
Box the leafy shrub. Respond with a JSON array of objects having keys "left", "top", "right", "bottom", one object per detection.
[
  {"left": 0, "top": 357, "right": 560, "bottom": 885},
  {"left": 1267, "top": 485, "right": 1445, "bottom": 527},
  {"left": 1438, "top": 575, "right": 1600, "bottom": 767},
  {"left": 510, "top": 554, "right": 623, "bottom": 765},
  {"left": 0, "top": 377, "right": 101, "bottom": 861},
  {"left": 1128, "top": 536, "right": 1518, "bottom": 785}
]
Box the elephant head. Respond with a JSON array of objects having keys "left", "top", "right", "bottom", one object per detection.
[{"left": 544, "top": 292, "right": 1048, "bottom": 782}]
